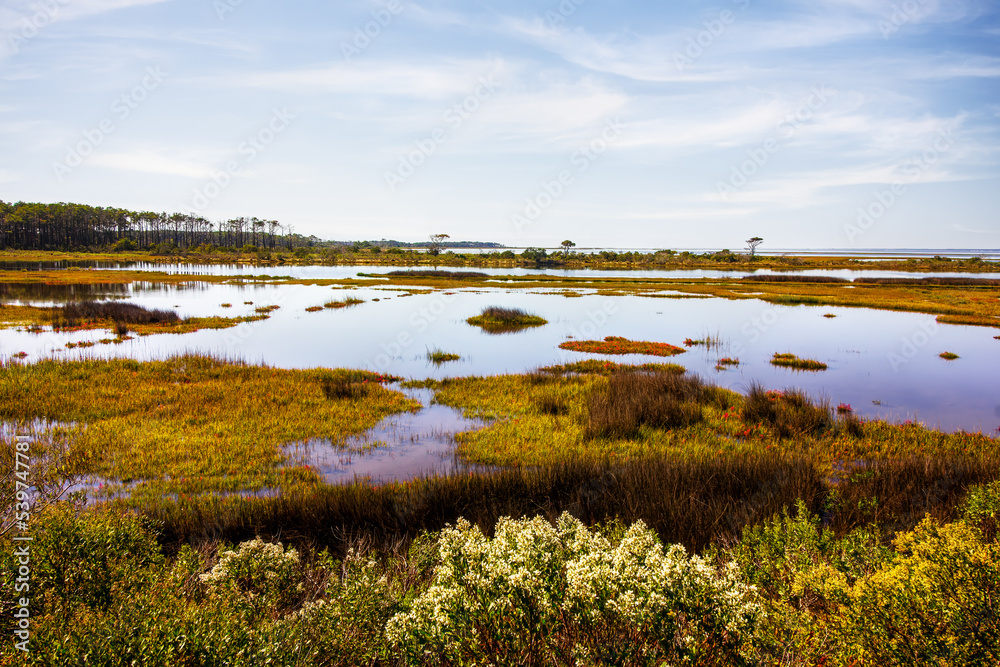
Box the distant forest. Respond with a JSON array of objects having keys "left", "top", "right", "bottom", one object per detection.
[{"left": 0, "top": 201, "right": 504, "bottom": 252}]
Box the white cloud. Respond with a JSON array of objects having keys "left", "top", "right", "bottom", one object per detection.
[{"left": 89, "top": 151, "right": 214, "bottom": 178}]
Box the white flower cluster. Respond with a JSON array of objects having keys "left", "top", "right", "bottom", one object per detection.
[
  {"left": 200, "top": 537, "right": 303, "bottom": 607},
  {"left": 386, "top": 513, "right": 760, "bottom": 663}
]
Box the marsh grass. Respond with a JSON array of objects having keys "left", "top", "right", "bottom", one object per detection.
[
  {"left": 467, "top": 306, "right": 547, "bottom": 333},
  {"left": 386, "top": 270, "right": 488, "bottom": 279},
  {"left": 742, "top": 275, "right": 850, "bottom": 283},
  {"left": 683, "top": 334, "right": 722, "bottom": 349},
  {"left": 770, "top": 352, "right": 828, "bottom": 371},
  {"left": 0, "top": 356, "right": 417, "bottom": 500},
  {"left": 743, "top": 383, "right": 833, "bottom": 439},
  {"left": 324, "top": 297, "right": 364, "bottom": 309},
  {"left": 559, "top": 336, "right": 686, "bottom": 357},
  {"left": 2, "top": 300, "right": 269, "bottom": 336},
  {"left": 854, "top": 276, "right": 1000, "bottom": 286},
  {"left": 145, "top": 452, "right": 825, "bottom": 554},
  {"left": 426, "top": 349, "right": 460, "bottom": 365},
  {"left": 826, "top": 455, "right": 1000, "bottom": 535},
  {"left": 62, "top": 301, "right": 179, "bottom": 325},
  {"left": 539, "top": 360, "right": 686, "bottom": 375},
  {"left": 586, "top": 372, "right": 734, "bottom": 440}
]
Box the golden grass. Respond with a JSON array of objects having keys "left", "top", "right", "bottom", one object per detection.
[
  {"left": 770, "top": 353, "right": 828, "bottom": 371},
  {"left": 427, "top": 370, "right": 1000, "bottom": 469},
  {"left": 3, "top": 262, "right": 998, "bottom": 332},
  {"left": 0, "top": 356, "right": 417, "bottom": 500},
  {"left": 0, "top": 303, "right": 269, "bottom": 335}
]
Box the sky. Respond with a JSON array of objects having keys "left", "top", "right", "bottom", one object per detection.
[{"left": 1, "top": 0, "right": 999, "bottom": 249}]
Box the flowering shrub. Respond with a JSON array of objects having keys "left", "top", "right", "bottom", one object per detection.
[
  {"left": 200, "top": 538, "right": 303, "bottom": 613},
  {"left": 283, "top": 548, "right": 402, "bottom": 665},
  {"left": 838, "top": 516, "right": 1000, "bottom": 663},
  {"left": 387, "top": 513, "right": 760, "bottom": 665}
]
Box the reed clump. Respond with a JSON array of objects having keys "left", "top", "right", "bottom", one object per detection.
[
  {"left": 62, "top": 301, "right": 179, "bottom": 325},
  {"left": 770, "top": 352, "right": 828, "bottom": 371},
  {"left": 386, "top": 270, "right": 488, "bottom": 279},
  {"left": 467, "top": 306, "right": 547, "bottom": 333},
  {"left": 742, "top": 383, "right": 833, "bottom": 439},
  {"left": 585, "top": 371, "right": 732, "bottom": 439}
]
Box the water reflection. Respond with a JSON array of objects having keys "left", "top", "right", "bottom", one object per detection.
[
  {"left": 108, "top": 262, "right": 1000, "bottom": 281},
  {"left": 0, "top": 282, "right": 129, "bottom": 302},
  {"left": 1, "top": 282, "right": 997, "bottom": 435},
  {"left": 283, "top": 388, "right": 490, "bottom": 483}
]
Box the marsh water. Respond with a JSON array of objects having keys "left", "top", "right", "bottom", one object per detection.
[{"left": 2, "top": 264, "right": 998, "bottom": 483}]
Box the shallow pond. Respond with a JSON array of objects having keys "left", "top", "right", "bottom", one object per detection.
[
  {"left": 2, "top": 274, "right": 998, "bottom": 484},
  {"left": 109, "top": 261, "right": 1000, "bottom": 281}
]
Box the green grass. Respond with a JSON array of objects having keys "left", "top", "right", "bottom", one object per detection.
[
  {"left": 539, "top": 359, "right": 686, "bottom": 375},
  {"left": 466, "top": 306, "right": 547, "bottom": 333},
  {"left": 427, "top": 349, "right": 461, "bottom": 364},
  {"left": 324, "top": 297, "right": 365, "bottom": 309},
  {"left": 0, "top": 356, "right": 416, "bottom": 501},
  {"left": 770, "top": 352, "right": 828, "bottom": 371}
]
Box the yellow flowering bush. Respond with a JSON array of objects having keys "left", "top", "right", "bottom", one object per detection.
[{"left": 838, "top": 516, "right": 1000, "bottom": 664}]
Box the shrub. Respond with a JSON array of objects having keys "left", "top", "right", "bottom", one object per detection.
[
  {"left": 729, "top": 500, "right": 889, "bottom": 611},
  {"left": 200, "top": 538, "right": 303, "bottom": 614},
  {"left": 110, "top": 238, "right": 138, "bottom": 252},
  {"left": 30, "top": 506, "right": 164, "bottom": 610},
  {"left": 386, "top": 513, "right": 760, "bottom": 666},
  {"left": 837, "top": 517, "right": 1000, "bottom": 664},
  {"left": 961, "top": 478, "right": 1000, "bottom": 539}
]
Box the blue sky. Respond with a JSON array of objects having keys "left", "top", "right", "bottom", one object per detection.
[{"left": 1, "top": 0, "right": 998, "bottom": 248}]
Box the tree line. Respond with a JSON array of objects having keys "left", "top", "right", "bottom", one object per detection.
[{"left": 0, "top": 201, "right": 296, "bottom": 251}]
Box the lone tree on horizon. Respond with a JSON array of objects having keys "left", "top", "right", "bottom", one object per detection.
[
  {"left": 745, "top": 236, "right": 764, "bottom": 260},
  {"left": 428, "top": 233, "right": 450, "bottom": 256},
  {"left": 561, "top": 239, "right": 576, "bottom": 258}
]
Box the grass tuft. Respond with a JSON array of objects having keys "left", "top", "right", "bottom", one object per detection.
[
  {"left": 585, "top": 371, "right": 730, "bottom": 440},
  {"left": 939, "top": 351, "right": 959, "bottom": 360},
  {"left": 559, "top": 336, "right": 686, "bottom": 357},
  {"left": 324, "top": 297, "right": 364, "bottom": 310},
  {"left": 467, "top": 306, "right": 547, "bottom": 333},
  {"left": 427, "top": 349, "right": 461, "bottom": 365},
  {"left": 62, "top": 301, "right": 179, "bottom": 325},
  {"left": 770, "top": 352, "right": 828, "bottom": 371},
  {"left": 742, "top": 383, "right": 832, "bottom": 439}
]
